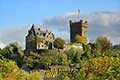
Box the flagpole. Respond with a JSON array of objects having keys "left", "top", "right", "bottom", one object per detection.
[{"left": 78, "top": 9, "right": 80, "bottom": 21}]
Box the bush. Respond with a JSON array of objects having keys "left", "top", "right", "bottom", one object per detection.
[
  {"left": 0, "top": 58, "right": 42, "bottom": 80},
  {"left": 54, "top": 37, "right": 65, "bottom": 49},
  {"left": 74, "top": 34, "right": 87, "bottom": 44}
]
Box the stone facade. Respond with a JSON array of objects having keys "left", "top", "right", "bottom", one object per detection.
[
  {"left": 69, "top": 20, "right": 87, "bottom": 42},
  {"left": 25, "top": 24, "right": 55, "bottom": 52}
]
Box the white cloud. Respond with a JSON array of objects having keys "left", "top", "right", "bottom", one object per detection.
[
  {"left": 0, "top": 41, "right": 5, "bottom": 49},
  {"left": 0, "top": 11, "right": 120, "bottom": 49},
  {"left": 0, "top": 26, "right": 30, "bottom": 49},
  {"left": 42, "top": 11, "right": 120, "bottom": 45}
]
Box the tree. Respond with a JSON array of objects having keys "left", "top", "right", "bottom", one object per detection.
[
  {"left": 65, "top": 48, "right": 82, "bottom": 64},
  {"left": 74, "top": 34, "right": 87, "bottom": 44},
  {"left": 54, "top": 37, "right": 65, "bottom": 49},
  {"left": 96, "top": 37, "right": 112, "bottom": 56},
  {"left": 0, "top": 42, "right": 23, "bottom": 67}
]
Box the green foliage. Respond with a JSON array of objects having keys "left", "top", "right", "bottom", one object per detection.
[
  {"left": 0, "top": 58, "right": 42, "bottom": 80},
  {"left": 54, "top": 37, "right": 65, "bottom": 49},
  {"left": 79, "top": 57, "right": 120, "bottom": 79},
  {"left": 1, "top": 36, "right": 120, "bottom": 79},
  {"left": 110, "top": 50, "right": 120, "bottom": 57},
  {"left": 58, "top": 53, "right": 68, "bottom": 65},
  {"left": 74, "top": 34, "right": 87, "bottom": 44},
  {"left": 23, "top": 52, "right": 51, "bottom": 70},
  {"left": 26, "top": 33, "right": 36, "bottom": 49},
  {"left": 0, "top": 42, "right": 23, "bottom": 67},
  {"left": 57, "top": 73, "right": 70, "bottom": 80},
  {"left": 26, "top": 71, "right": 42, "bottom": 80},
  {"left": 57, "top": 57, "right": 120, "bottom": 80},
  {"left": 65, "top": 48, "right": 83, "bottom": 64},
  {"left": 82, "top": 44, "right": 92, "bottom": 59},
  {"left": 23, "top": 51, "right": 70, "bottom": 70},
  {"left": 0, "top": 42, "right": 23, "bottom": 57},
  {"left": 71, "top": 71, "right": 85, "bottom": 80},
  {"left": 96, "top": 37, "right": 112, "bottom": 56}
]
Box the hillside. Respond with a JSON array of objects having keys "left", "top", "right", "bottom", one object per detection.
[{"left": 0, "top": 37, "right": 120, "bottom": 80}]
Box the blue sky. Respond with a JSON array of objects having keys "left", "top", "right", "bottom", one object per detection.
[
  {"left": 0, "top": 0, "right": 120, "bottom": 28},
  {"left": 0, "top": 0, "right": 120, "bottom": 48}
]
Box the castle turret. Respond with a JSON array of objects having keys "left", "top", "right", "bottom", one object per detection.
[{"left": 69, "top": 20, "right": 87, "bottom": 42}]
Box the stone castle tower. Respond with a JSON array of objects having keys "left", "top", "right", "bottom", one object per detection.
[{"left": 69, "top": 20, "right": 87, "bottom": 42}]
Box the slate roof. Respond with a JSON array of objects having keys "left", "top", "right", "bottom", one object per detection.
[
  {"left": 28, "top": 24, "right": 55, "bottom": 39},
  {"left": 31, "top": 24, "right": 47, "bottom": 36}
]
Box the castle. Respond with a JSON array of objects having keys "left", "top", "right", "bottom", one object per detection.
[
  {"left": 25, "top": 24, "right": 55, "bottom": 52},
  {"left": 25, "top": 15, "right": 87, "bottom": 53}
]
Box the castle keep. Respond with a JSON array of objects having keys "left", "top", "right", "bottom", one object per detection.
[
  {"left": 25, "top": 24, "right": 55, "bottom": 52},
  {"left": 69, "top": 20, "right": 87, "bottom": 42}
]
